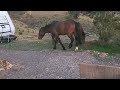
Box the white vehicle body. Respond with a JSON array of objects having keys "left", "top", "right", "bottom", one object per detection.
[{"left": 0, "top": 11, "right": 16, "bottom": 42}]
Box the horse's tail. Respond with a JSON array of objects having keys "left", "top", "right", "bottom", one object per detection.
[
  {"left": 74, "top": 21, "right": 82, "bottom": 45},
  {"left": 80, "top": 23, "right": 85, "bottom": 44},
  {"left": 74, "top": 21, "right": 85, "bottom": 45}
]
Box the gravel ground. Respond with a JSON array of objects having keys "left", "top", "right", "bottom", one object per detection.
[{"left": 0, "top": 49, "right": 120, "bottom": 79}]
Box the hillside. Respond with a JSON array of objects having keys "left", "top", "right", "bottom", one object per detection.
[
  {"left": 28, "top": 11, "right": 67, "bottom": 17},
  {"left": 13, "top": 20, "right": 38, "bottom": 41},
  {"left": 9, "top": 11, "right": 97, "bottom": 41}
]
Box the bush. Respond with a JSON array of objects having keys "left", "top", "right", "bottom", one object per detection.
[
  {"left": 18, "top": 31, "right": 23, "bottom": 35},
  {"left": 93, "top": 11, "right": 120, "bottom": 43}
]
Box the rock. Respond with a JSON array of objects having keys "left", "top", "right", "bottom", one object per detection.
[
  {"left": 0, "top": 59, "right": 13, "bottom": 71},
  {"left": 99, "top": 53, "right": 108, "bottom": 58}
]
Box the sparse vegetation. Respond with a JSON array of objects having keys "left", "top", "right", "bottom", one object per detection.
[
  {"left": 21, "top": 15, "right": 66, "bottom": 29},
  {"left": 81, "top": 41, "right": 120, "bottom": 55},
  {"left": 18, "top": 31, "right": 23, "bottom": 35},
  {"left": 9, "top": 11, "right": 67, "bottom": 29},
  {"left": 0, "top": 40, "right": 52, "bottom": 51},
  {"left": 8, "top": 11, "right": 26, "bottom": 20}
]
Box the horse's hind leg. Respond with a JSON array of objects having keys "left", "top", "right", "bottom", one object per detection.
[
  {"left": 53, "top": 37, "right": 58, "bottom": 50},
  {"left": 53, "top": 39, "right": 57, "bottom": 49},
  {"left": 57, "top": 37, "right": 66, "bottom": 50},
  {"left": 67, "top": 34, "right": 74, "bottom": 49},
  {"left": 75, "top": 35, "right": 79, "bottom": 51},
  {"left": 51, "top": 34, "right": 54, "bottom": 45}
]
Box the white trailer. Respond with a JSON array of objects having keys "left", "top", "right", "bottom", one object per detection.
[{"left": 0, "top": 11, "right": 16, "bottom": 42}]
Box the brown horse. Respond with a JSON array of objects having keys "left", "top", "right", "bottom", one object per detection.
[{"left": 38, "top": 19, "right": 85, "bottom": 51}]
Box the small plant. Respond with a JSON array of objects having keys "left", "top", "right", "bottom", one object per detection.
[
  {"left": 32, "top": 31, "right": 34, "bottom": 33},
  {"left": 18, "top": 31, "right": 23, "bottom": 35},
  {"left": 22, "top": 30, "right": 24, "bottom": 32},
  {"left": 27, "top": 30, "right": 29, "bottom": 33}
]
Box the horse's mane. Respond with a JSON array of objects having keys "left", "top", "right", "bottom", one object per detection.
[
  {"left": 44, "top": 21, "right": 59, "bottom": 28},
  {"left": 40, "top": 21, "right": 59, "bottom": 32}
]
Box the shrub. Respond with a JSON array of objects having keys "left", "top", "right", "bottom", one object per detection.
[
  {"left": 93, "top": 11, "right": 120, "bottom": 43},
  {"left": 18, "top": 31, "right": 23, "bottom": 35}
]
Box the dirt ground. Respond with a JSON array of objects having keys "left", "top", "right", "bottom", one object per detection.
[
  {"left": 0, "top": 34, "right": 120, "bottom": 79},
  {"left": 0, "top": 49, "right": 120, "bottom": 79}
]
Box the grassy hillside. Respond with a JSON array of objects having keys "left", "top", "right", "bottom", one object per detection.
[
  {"left": 9, "top": 11, "right": 95, "bottom": 41},
  {"left": 9, "top": 11, "right": 68, "bottom": 29},
  {"left": 9, "top": 11, "right": 67, "bottom": 19}
]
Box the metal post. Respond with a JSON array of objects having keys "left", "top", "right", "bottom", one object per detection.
[
  {"left": 8, "top": 35, "right": 9, "bottom": 42},
  {"left": 0, "top": 33, "right": 2, "bottom": 43}
]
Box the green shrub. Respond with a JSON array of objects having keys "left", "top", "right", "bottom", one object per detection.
[{"left": 93, "top": 11, "right": 120, "bottom": 43}]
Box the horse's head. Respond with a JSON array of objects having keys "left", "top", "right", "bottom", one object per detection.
[{"left": 38, "top": 27, "right": 46, "bottom": 39}]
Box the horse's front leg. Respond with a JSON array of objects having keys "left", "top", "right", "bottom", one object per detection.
[
  {"left": 53, "top": 38, "right": 57, "bottom": 49},
  {"left": 51, "top": 34, "right": 54, "bottom": 45}
]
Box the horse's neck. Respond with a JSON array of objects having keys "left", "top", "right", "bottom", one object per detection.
[
  {"left": 43, "top": 28, "right": 50, "bottom": 33},
  {"left": 45, "top": 26, "right": 56, "bottom": 34},
  {"left": 44, "top": 29, "right": 51, "bottom": 33},
  {"left": 46, "top": 28, "right": 53, "bottom": 34}
]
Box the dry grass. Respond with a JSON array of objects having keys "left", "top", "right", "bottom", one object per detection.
[{"left": 27, "top": 11, "right": 67, "bottom": 17}]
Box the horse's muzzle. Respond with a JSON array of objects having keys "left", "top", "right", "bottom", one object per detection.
[
  {"left": 38, "top": 37, "right": 41, "bottom": 39},
  {"left": 38, "top": 36, "right": 42, "bottom": 40}
]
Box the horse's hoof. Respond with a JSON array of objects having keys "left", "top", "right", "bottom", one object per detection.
[
  {"left": 69, "top": 45, "right": 72, "bottom": 49},
  {"left": 53, "top": 48, "right": 56, "bottom": 49},
  {"left": 75, "top": 46, "right": 79, "bottom": 51},
  {"left": 63, "top": 48, "right": 66, "bottom": 50}
]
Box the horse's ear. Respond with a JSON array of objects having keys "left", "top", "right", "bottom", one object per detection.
[
  {"left": 40, "top": 26, "right": 43, "bottom": 29},
  {"left": 39, "top": 27, "right": 41, "bottom": 30},
  {"left": 45, "top": 23, "right": 48, "bottom": 26},
  {"left": 39, "top": 27, "right": 42, "bottom": 31}
]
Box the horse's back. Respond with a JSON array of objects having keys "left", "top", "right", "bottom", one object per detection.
[
  {"left": 50, "top": 19, "right": 84, "bottom": 36},
  {"left": 53, "top": 20, "right": 75, "bottom": 34}
]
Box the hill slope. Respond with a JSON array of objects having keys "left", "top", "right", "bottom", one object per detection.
[{"left": 29, "top": 11, "right": 67, "bottom": 17}]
